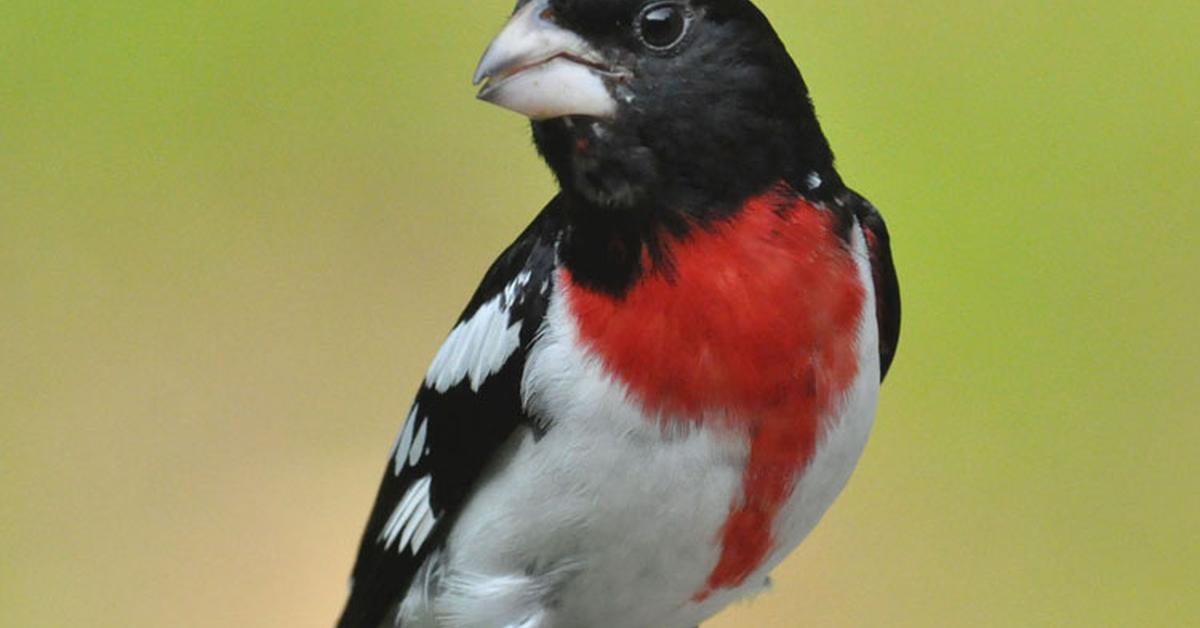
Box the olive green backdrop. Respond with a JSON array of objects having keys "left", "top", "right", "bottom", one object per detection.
[{"left": 3, "top": 1, "right": 1196, "bottom": 626}]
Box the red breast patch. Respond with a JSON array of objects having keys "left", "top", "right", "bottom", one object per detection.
[{"left": 562, "top": 184, "right": 866, "bottom": 599}]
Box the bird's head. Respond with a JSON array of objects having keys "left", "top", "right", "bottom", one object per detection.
[{"left": 474, "top": 0, "right": 839, "bottom": 216}]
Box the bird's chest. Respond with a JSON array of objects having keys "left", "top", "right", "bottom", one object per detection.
[
  {"left": 559, "top": 199, "right": 866, "bottom": 497},
  {"left": 517, "top": 197, "right": 875, "bottom": 619},
  {"left": 561, "top": 196, "right": 865, "bottom": 426}
]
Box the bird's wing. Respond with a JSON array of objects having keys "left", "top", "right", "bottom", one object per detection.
[
  {"left": 337, "top": 204, "right": 561, "bottom": 628},
  {"left": 848, "top": 190, "right": 901, "bottom": 380}
]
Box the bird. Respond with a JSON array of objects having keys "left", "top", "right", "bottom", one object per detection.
[{"left": 337, "top": 0, "right": 900, "bottom": 626}]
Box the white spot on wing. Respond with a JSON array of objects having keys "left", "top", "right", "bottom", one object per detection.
[
  {"left": 393, "top": 404, "right": 419, "bottom": 474},
  {"left": 379, "top": 476, "right": 425, "bottom": 547},
  {"left": 398, "top": 492, "right": 434, "bottom": 554},
  {"left": 379, "top": 475, "right": 437, "bottom": 554},
  {"left": 411, "top": 505, "right": 437, "bottom": 553},
  {"left": 409, "top": 416, "right": 428, "bottom": 467},
  {"left": 425, "top": 274, "right": 530, "bottom": 393},
  {"left": 504, "top": 271, "right": 532, "bottom": 306}
]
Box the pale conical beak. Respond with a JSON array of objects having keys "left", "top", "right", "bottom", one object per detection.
[{"left": 473, "top": 0, "right": 620, "bottom": 120}]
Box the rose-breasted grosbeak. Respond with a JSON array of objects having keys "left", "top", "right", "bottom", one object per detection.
[{"left": 338, "top": 0, "right": 900, "bottom": 626}]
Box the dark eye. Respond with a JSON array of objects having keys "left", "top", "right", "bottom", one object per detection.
[{"left": 636, "top": 3, "right": 690, "bottom": 51}]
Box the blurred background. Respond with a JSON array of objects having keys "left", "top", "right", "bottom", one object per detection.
[{"left": 3, "top": 1, "right": 1197, "bottom": 626}]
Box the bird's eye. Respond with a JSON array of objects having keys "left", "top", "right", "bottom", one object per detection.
[{"left": 636, "top": 3, "right": 690, "bottom": 51}]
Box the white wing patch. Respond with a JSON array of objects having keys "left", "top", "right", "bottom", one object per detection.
[
  {"left": 379, "top": 475, "right": 438, "bottom": 554},
  {"left": 392, "top": 405, "right": 420, "bottom": 474},
  {"left": 391, "top": 406, "right": 430, "bottom": 473},
  {"left": 409, "top": 416, "right": 428, "bottom": 467},
  {"left": 425, "top": 272, "right": 532, "bottom": 393}
]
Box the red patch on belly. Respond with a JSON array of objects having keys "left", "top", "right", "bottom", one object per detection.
[{"left": 562, "top": 185, "right": 866, "bottom": 599}]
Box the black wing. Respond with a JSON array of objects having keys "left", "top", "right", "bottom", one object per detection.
[
  {"left": 848, "top": 191, "right": 901, "bottom": 379},
  {"left": 337, "top": 203, "right": 562, "bottom": 628}
]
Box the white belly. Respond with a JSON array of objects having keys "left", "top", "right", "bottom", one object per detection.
[{"left": 399, "top": 229, "right": 880, "bottom": 628}]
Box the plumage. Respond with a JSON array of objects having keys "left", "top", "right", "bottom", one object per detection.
[{"left": 339, "top": 1, "right": 899, "bottom": 626}]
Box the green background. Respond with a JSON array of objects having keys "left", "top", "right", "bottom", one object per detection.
[{"left": 3, "top": 1, "right": 1197, "bottom": 626}]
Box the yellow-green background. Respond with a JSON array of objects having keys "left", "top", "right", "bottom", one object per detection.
[{"left": 3, "top": 1, "right": 1196, "bottom": 626}]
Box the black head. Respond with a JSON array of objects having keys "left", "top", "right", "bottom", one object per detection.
[
  {"left": 478, "top": 0, "right": 840, "bottom": 217},
  {"left": 473, "top": 0, "right": 842, "bottom": 292}
]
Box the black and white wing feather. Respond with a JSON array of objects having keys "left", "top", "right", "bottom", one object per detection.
[{"left": 338, "top": 206, "right": 561, "bottom": 628}]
